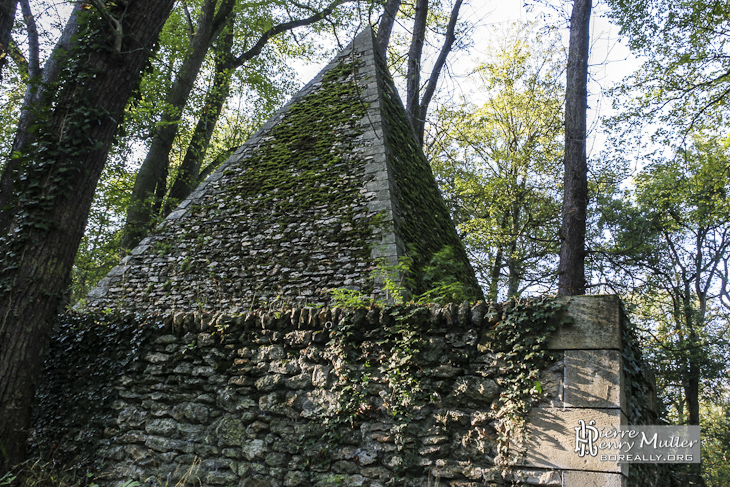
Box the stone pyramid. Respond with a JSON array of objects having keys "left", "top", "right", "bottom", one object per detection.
[{"left": 83, "top": 30, "right": 480, "bottom": 313}]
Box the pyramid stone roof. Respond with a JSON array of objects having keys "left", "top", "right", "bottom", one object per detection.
[{"left": 83, "top": 30, "right": 480, "bottom": 312}]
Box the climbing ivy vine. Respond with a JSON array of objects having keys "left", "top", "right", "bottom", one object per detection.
[
  {"left": 322, "top": 296, "right": 567, "bottom": 484},
  {"left": 490, "top": 296, "right": 567, "bottom": 476}
]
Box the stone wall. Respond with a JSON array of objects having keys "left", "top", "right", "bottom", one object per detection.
[{"left": 32, "top": 296, "right": 661, "bottom": 487}]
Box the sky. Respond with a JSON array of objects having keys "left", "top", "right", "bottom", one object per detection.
[
  {"left": 288, "top": 0, "right": 641, "bottom": 161},
  {"left": 9, "top": 0, "right": 644, "bottom": 174}
]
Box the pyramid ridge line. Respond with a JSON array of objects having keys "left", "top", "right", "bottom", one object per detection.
[{"left": 79, "top": 25, "right": 482, "bottom": 312}]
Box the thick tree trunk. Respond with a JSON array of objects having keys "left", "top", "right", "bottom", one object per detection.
[
  {"left": 0, "top": 0, "right": 175, "bottom": 471},
  {"left": 164, "top": 28, "right": 235, "bottom": 214},
  {"left": 0, "top": 0, "right": 18, "bottom": 82},
  {"left": 0, "top": 4, "right": 83, "bottom": 234},
  {"left": 122, "top": 0, "right": 234, "bottom": 251},
  {"left": 558, "top": 0, "right": 591, "bottom": 296}
]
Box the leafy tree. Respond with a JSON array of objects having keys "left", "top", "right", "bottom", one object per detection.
[
  {"left": 596, "top": 133, "right": 730, "bottom": 485},
  {"left": 428, "top": 23, "right": 564, "bottom": 300},
  {"left": 0, "top": 0, "right": 176, "bottom": 470},
  {"left": 702, "top": 401, "right": 730, "bottom": 487},
  {"left": 605, "top": 0, "right": 730, "bottom": 139}
]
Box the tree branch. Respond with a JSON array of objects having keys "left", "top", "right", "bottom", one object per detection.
[
  {"left": 211, "top": 0, "right": 236, "bottom": 39},
  {"left": 230, "top": 0, "right": 352, "bottom": 68},
  {"left": 416, "top": 0, "right": 462, "bottom": 141},
  {"left": 181, "top": 0, "right": 195, "bottom": 39},
  {"left": 405, "top": 0, "right": 428, "bottom": 131},
  {"left": 18, "top": 0, "right": 38, "bottom": 78},
  {"left": 375, "top": 0, "right": 401, "bottom": 57}
]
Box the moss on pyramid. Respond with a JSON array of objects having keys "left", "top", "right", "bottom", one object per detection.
[{"left": 82, "top": 30, "right": 480, "bottom": 312}]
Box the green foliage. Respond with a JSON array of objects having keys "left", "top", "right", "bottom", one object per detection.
[
  {"left": 621, "top": 310, "right": 682, "bottom": 486},
  {"left": 327, "top": 292, "right": 565, "bottom": 482},
  {"left": 31, "top": 312, "right": 154, "bottom": 467},
  {"left": 330, "top": 246, "right": 479, "bottom": 307},
  {"left": 427, "top": 22, "right": 564, "bottom": 300},
  {"left": 0, "top": 459, "right": 97, "bottom": 487},
  {"left": 701, "top": 402, "right": 730, "bottom": 487},
  {"left": 605, "top": 0, "right": 730, "bottom": 141},
  {"left": 69, "top": 155, "right": 132, "bottom": 304},
  {"left": 596, "top": 133, "right": 730, "bottom": 424},
  {"left": 490, "top": 296, "right": 565, "bottom": 470},
  {"left": 0, "top": 61, "right": 25, "bottom": 162},
  {"left": 328, "top": 287, "right": 372, "bottom": 308},
  {"left": 417, "top": 246, "right": 480, "bottom": 305},
  {"left": 595, "top": 132, "right": 730, "bottom": 486}
]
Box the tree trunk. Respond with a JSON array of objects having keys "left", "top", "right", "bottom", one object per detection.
[
  {"left": 558, "top": 0, "right": 591, "bottom": 296},
  {"left": 507, "top": 205, "right": 522, "bottom": 297},
  {"left": 402, "top": 0, "right": 462, "bottom": 146},
  {"left": 0, "top": 0, "right": 175, "bottom": 471},
  {"left": 164, "top": 27, "right": 235, "bottom": 215},
  {"left": 413, "top": 0, "right": 462, "bottom": 145},
  {"left": 405, "top": 0, "right": 427, "bottom": 134},
  {"left": 0, "top": 0, "right": 18, "bottom": 82},
  {"left": 121, "top": 0, "right": 234, "bottom": 251},
  {"left": 375, "top": 0, "right": 401, "bottom": 57},
  {"left": 0, "top": 4, "right": 83, "bottom": 234}
]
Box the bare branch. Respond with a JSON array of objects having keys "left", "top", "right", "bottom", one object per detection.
[
  {"left": 231, "top": 0, "right": 352, "bottom": 68},
  {"left": 416, "top": 0, "right": 462, "bottom": 141}
]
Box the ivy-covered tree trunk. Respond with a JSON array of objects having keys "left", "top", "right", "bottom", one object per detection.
[
  {"left": 558, "top": 0, "right": 591, "bottom": 296},
  {"left": 0, "top": 4, "right": 84, "bottom": 234},
  {"left": 0, "top": 0, "right": 175, "bottom": 472}
]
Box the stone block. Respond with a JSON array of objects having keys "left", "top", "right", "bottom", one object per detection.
[
  {"left": 564, "top": 350, "right": 624, "bottom": 410},
  {"left": 511, "top": 468, "right": 562, "bottom": 486},
  {"left": 548, "top": 296, "right": 623, "bottom": 350},
  {"left": 562, "top": 470, "right": 626, "bottom": 487},
  {"left": 523, "top": 407, "right": 627, "bottom": 475}
]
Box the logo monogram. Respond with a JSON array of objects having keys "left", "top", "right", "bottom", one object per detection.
[{"left": 574, "top": 419, "right": 599, "bottom": 457}]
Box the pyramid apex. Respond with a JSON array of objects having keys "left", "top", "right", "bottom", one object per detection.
[{"left": 82, "top": 31, "right": 481, "bottom": 312}]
